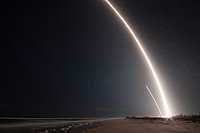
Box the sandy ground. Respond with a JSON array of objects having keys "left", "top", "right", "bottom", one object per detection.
[
  {"left": 80, "top": 119, "right": 200, "bottom": 133},
  {"left": 0, "top": 118, "right": 200, "bottom": 133},
  {"left": 0, "top": 118, "right": 113, "bottom": 133}
]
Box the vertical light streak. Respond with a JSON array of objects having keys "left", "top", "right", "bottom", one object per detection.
[
  {"left": 105, "top": 0, "right": 171, "bottom": 117},
  {"left": 146, "top": 85, "right": 162, "bottom": 117}
]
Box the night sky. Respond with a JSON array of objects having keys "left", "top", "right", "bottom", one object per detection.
[{"left": 1, "top": 0, "right": 200, "bottom": 117}]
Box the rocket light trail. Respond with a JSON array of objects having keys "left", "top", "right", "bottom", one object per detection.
[
  {"left": 105, "top": 0, "right": 172, "bottom": 118},
  {"left": 146, "top": 85, "right": 162, "bottom": 117}
]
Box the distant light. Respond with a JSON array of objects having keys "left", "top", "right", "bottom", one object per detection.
[{"left": 105, "top": 0, "right": 172, "bottom": 118}]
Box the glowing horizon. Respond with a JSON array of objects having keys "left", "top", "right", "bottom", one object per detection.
[{"left": 105, "top": 0, "right": 172, "bottom": 118}]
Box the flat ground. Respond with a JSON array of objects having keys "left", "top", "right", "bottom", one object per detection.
[
  {"left": 0, "top": 118, "right": 200, "bottom": 133},
  {"left": 80, "top": 119, "right": 200, "bottom": 133}
]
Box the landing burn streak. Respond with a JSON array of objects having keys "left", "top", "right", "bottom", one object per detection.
[
  {"left": 105, "top": 0, "right": 171, "bottom": 118},
  {"left": 146, "top": 85, "right": 162, "bottom": 117}
]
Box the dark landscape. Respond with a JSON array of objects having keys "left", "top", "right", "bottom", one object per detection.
[
  {"left": 0, "top": 115, "right": 200, "bottom": 133},
  {"left": 0, "top": 117, "right": 97, "bottom": 133},
  {"left": 2, "top": 0, "right": 200, "bottom": 133}
]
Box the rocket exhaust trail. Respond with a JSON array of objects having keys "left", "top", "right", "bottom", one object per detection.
[
  {"left": 105, "top": 0, "right": 171, "bottom": 117},
  {"left": 146, "top": 85, "right": 162, "bottom": 117}
]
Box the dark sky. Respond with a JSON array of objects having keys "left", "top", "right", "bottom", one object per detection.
[{"left": 1, "top": 0, "right": 200, "bottom": 117}]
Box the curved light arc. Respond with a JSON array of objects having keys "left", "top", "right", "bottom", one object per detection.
[{"left": 105, "top": 0, "right": 171, "bottom": 118}]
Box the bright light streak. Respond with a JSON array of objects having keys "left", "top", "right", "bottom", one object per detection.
[
  {"left": 146, "top": 85, "right": 162, "bottom": 117},
  {"left": 105, "top": 0, "right": 171, "bottom": 118}
]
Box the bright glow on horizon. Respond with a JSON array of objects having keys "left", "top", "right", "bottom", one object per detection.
[{"left": 105, "top": 0, "right": 172, "bottom": 118}]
